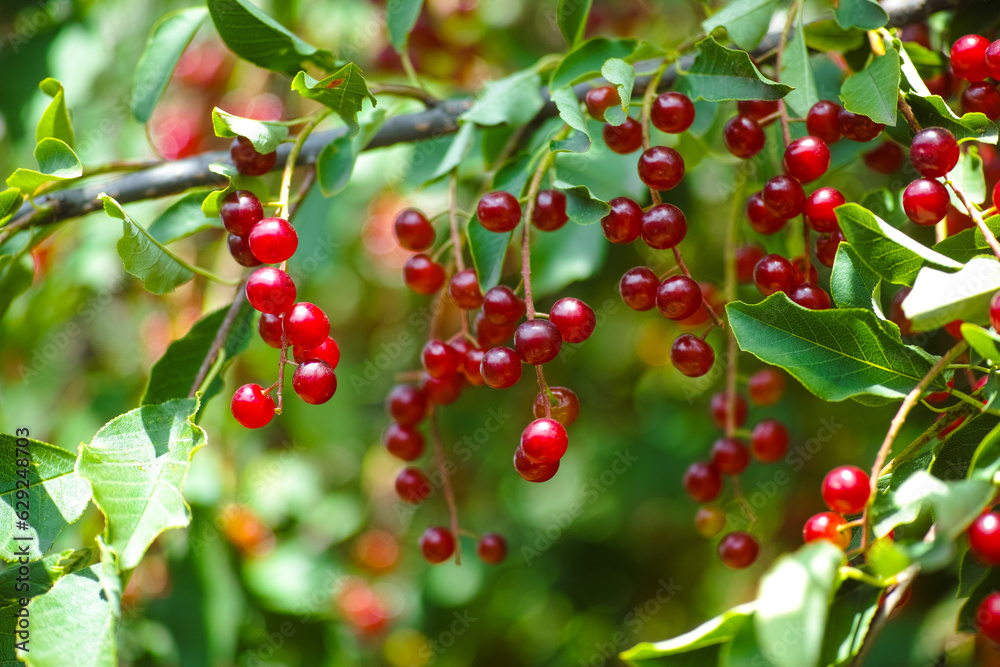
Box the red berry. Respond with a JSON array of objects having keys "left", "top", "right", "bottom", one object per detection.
[
  {"left": 863, "top": 141, "right": 905, "bottom": 174},
  {"left": 246, "top": 267, "right": 296, "bottom": 314},
  {"left": 231, "top": 136, "right": 277, "bottom": 176},
  {"left": 403, "top": 254, "right": 446, "bottom": 295},
  {"left": 709, "top": 391, "right": 747, "bottom": 430},
  {"left": 711, "top": 437, "right": 750, "bottom": 475},
  {"left": 994, "top": 180, "right": 1000, "bottom": 211},
  {"left": 423, "top": 373, "right": 464, "bottom": 406},
  {"left": 806, "top": 101, "right": 842, "bottom": 144},
  {"left": 815, "top": 230, "right": 844, "bottom": 268},
  {"left": 763, "top": 175, "right": 806, "bottom": 219},
  {"left": 899, "top": 22, "right": 931, "bottom": 48},
  {"left": 671, "top": 333, "right": 714, "bottom": 377},
  {"left": 513, "top": 446, "right": 559, "bottom": 482},
  {"left": 584, "top": 85, "right": 620, "bottom": 121},
  {"left": 549, "top": 298, "right": 596, "bottom": 343},
  {"left": 292, "top": 360, "right": 336, "bottom": 404},
  {"left": 910, "top": 127, "right": 960, "bottom": 178},
  {"left": 533, "top": 387, "right": 580, "bottom": 426},
  {"left": 656, "top": 275, "right": 702, "bottom": 321},
  {"left": 231, "top": 383, "right": 275, "bottom": 428},
  {"left": 925, "top": 70, "right": 955, "bottom": 99},
  {"left": 482, "top": 286, "right": 526, "bottom": 325},
  {"left": 724, "top": 114, "right": 765, "bottom": 158},
  {"left": 394, "top": 208, "right": 435, "bottom": 251},
  {"left": 784, "top": 136, "right": 831, "bottom": 183},
  {"left": 396, "top": 467, "right": 432, "bottom": 503},
  {"left": 789, "top": 282, "right": 831, "bottom": 310},
  {"left": 477, "top": 533, "right": 507, "bottom": 564},
  {"left": 737, "top": 99, "right": 778, "bottom": 121},
  {"left": 651, "top": 92, "right": 695, "bottom": 133},
  {"left": 987, "top": 39, "right": 1000, "bottom": 80},
  {"left": 804, "top": 187, "right": 845, "bottom": 233},
  {"left": 293, "top": 337, "right": 340, "bottom": 369},
  {"left": 637, "top": 146, "right": 685, "bottom": 191},
  {"left": 977, "top": 592, "right": 1000, "bottom": 643},
  {"left": 718, "top": 531, "right": 760, "bottom": 569},
  {"left": 449, "top": 268, "right": 484, "bottom": 309},
  {"left": 753, "top": 254, "right": 796, "bottom": 296},
  {"left": 477, "top": 191, "right": 522, "bottom": 232},
  {"left": 678, "top": 282, "right": 718, "bottom": 328},
  {"left": 749, "top": 369, "right": 785, "bottom": 406},
  {"left": 745, "top": 192, "right": 788, "bottom": 235},
  {"left": 601, "top": 197, "right": 643, "bottom": 244},
  {"left": 384, "top": 423, "right": 425, "bottom": 460},
  {"left": 475, "top": 312, "right": 516, "bottom": 348},
  {"left": 460, "top": 345, "right": 485, "bottom": 386},
  {"left": 838, "top": 109, "right": 883, "bottom": 142},
  {"left": 420, "top": 527, "right": 455, "bottom": 564},
  {"left": 284, "top": 302, "right": 329, "bottom": 349},
  {"left": 736, "top": 244, "right": 766, "bottom": 283},
  {"left": 683, "top": 461, "right": 722, "bottom": 502},
  {"left": 258, "top": 313, "right": 284, "bottom": 348},
  {"left": 962, "top": 82, "right": 1000, "bottom": 120},
  {"left": 520, "top": 418, "right": 568, "bottom": 465},
  {"left": 968, "top": 511, "right": 1000, "bottom": 564},
  {"left": 822, "top": 465, "right": 871, "bottom": 514},
  {"left": 220, "top": 190, "right": 263, "bottom": 236},
  {"left": 751, "top": 420, "right": 789, "bottom": 462},
  {"left": 603, "top": 117, "right": 643, "bottom": 154},
  {"left": 532, "top": 190, "right": 568, "bottom": 231},
  {"left": 514, "top": 320, "right": 562, "bottom": 365},
  {"left": 619, "top": 267, "right": 659, "bottom": 311},
  {"left": 248, "top": 217, "right": 297, "bottom": 263},
  {"left": 481, "top": 346, "right": 522, "bottom": 389},
  {"left": 422, "top": 339, "right": 461, "bottom": 379},
  {"left": 951, "top": 34, "right": 991, "bottom": 81},
  {"left": 903, "top": 178, "right": 950, "bottom": 226},
  {"left": 694, "top": 506, "right": 727, "bottom": 537},
  {"left": 387, "top": 384, "right": 427, "bottom": 426},
  {"left": 803, "top": 512, "right": 850, "bottom": 549},
  {"left": 991, "top": 291, "right": 1000, "bottom": 331},
  {"left": 228, "top": 233, "right": 263, "bottom": 267},
  {"left": 640, "top": 203, "right": 687, "bottom": 249}
]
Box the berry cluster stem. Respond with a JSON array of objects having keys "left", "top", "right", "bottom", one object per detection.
[
  {"left": 774, "top": 0, "right": 801, "bottom": 148},
  {"left": 278, "top": 109, "right": 331, "bottom": 218},
  {"left": 448, "top": 170, "right": 465, "bottom": 272},
  {"left": 430, "top": 411, "right": 462, "bottom": 565}
]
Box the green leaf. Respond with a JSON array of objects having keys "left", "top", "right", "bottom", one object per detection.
[
  {"left": 819, "top": 578, "right": 883, "bottom": 666},
  {"left": 682, "top": 37, "right": 792, "bottom": 102},
  {"left": 756, "top": 542, "right": 844, "bottom": 667},
  {"left": 466, "top": 218, "right": 510, "bottom": 291},
  {"left": 211, "top": 107, "right": 287, "bottom": 153},
  {"left": 934, "top": 215, "right": 1000, "bottom": 263},
  {"left": 460, "top": 68, "right": 545, "bottom": 127},
  {"left": 0, "top": 548, "right": 91, "bottom": 605},
  {"left": 530, "top": 220, "right": 607, "bottom": 296},
  {"left": 601, "top": 58, "right": 635, "bottom": 126},
  {"left": 876, "top": 471, "right": 993, "bottom": 543},
  {"left": 386, "top": 0, "right": 423, "bottom": 53},
  {"left": 556, "top": 0, "right": 593, "bottom": 47},
  {"left": 621, "top": 603, "right": 754, "bottom": 660},
  {"left": 958, "top": 549, "right": 989, "bottom": 598},
  {"left": 895, "top": 39, "right": 932, "bottom": 97},
  {"left": 6, "top": 138, "right": 82, "bottom": 194},
  {"left": 727, "top": 294, "right": 940, "bottom": 404},
  {"left": 206, "top": 0, "right": 337, "bottom": 75},
  {"left": 839, "top": 50, "right": 900, "bottom": 126},
  {"left": 200, "top": 162, "right": 268, "bottom": 217},
  {"left": 76, "top": 398, "right": 206, "bottom": 571},
  {"left": 317, "top": 133, "right": 356, "bottom": 197},
  {"left": 553, "top": 180, "right": 610, "bottom": 225},
  {"left": 947, "top": 148, "right": 986, "bottom": 215},
  {"left": 964, "top": 323, "right": 1000, "bottom": 365},
  {"left": 148, "top": 190, "right": 221, "bottom": 244},
  {"left": 931, "top": 412, "right": 1000, "bottom": 481},
  {"left": 833, "top": 0, "right": 889, "bottom": 30},
  {"left": 36, "top": 78, "right": 74, "bottom": 148},
  {"left": 779, "top": 17, "right": 819, "bottom": 118},
  {"left": 0, "top": 254, "right": 34, "bottom": 322},
  {"left": 904, "top": 93, "right": 999, "bottom": 144},
  {"left": 550, "top": 87, "right": 591, "bottom": 154},
  {"left": 803, "top": 20, "right": 865, "bottom": 52},
  {"left": 901, "top": 257, "right": 1000, "bottom": 332},
  {"left": 836, "top": 203, "right": 962, "bottom": 286},
  {"left": 0, "top": 435, "right": 91, "bottom": 561},
  {"left": 290, "top": 65, "right": 377, "bottom": 134},
  {"left": 968, "top": 420, "right": 1000, "bottom": 481},
  {"left": 130, "top": 8, "right": 209, "bottom": 123},
  {"left": 101, "top": 194, "right": 196, "bottom": 294},
  {"left": 427, "top": 122, "right": 476, "bottom": 183},
  {"left": 830, "top": 243, "right": 891, "bottom": 329},
  {"left": 0, "top": 187, "right": 23, "bottom": 220},
  {"left": 549, "top": 38, "right": 656, "bottom": 90},
  {"left": 700, "top": 0, "right": 779, "bottom": 51}
]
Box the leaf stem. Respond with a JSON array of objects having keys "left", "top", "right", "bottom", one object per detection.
[
  {"left": 430, "top": 410, "right": 462, "bottom": 565},
  {"left": 774, "top": 0, "right": 801, "bottom": 148},
  {"left": 278, "top": 110, "right": 331, "bottom": 218}
]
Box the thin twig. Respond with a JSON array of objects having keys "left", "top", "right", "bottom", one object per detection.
[
  {"left": 775, "top": 0, "right": 801, "bottom": 148},
  {"left": 448, "top": 170, "right": 464, "bottom": 272},
  {"left": 430, "top": 411, "right": 462, "bottom": 565},
  {"left": 188, "top": 277, "right": 249, "bottom": 398},
  {"left": 947, "top": 178, "right": 1000, "bottom": 262}
]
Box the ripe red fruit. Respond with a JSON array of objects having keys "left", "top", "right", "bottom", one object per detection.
[
  {"left": 694, "top": 506, "right": 727, "bottom": 537},
  {"left": 481, "top": 346, "right": 522, "bottom": 389},
  {"left": 619, "top": 267, "right": 659, "bottom": 311},
  {"left": 837, "top": 109, "right": 883, "bottom": 142},
  {"left": 903, "top": 178, "right": 950, "bottom": 226},
  {"left": 977, "top": 592, "right": 1000, "bottom": 643},
  {"left": 803, "top": 512, "right": 850, "bottom": 549},
  {"left": 513, "top": 446, "right": 560, "bottom": 482},
  {"left": 806, "top": 101, "right": 842, "bottom": 144},
  {"left": 292, "top": 360, "right": 337, "bottom": 404},
  {"left": 475, "top": 312, "right": 517, "bottom": 348},
  {"left": 514, "top": 320, "right": 563, "bottom": 364},
  {"left": 962, "top": 82, "right": 1000, "bottom": 120},
  {"left": 394, "top": 208, "right": 435, "bottom": 251},
  {"left": 284, "top": 302, "right": 330, "bottom": 349},
  {"left": 228, "top": 233, "right": 263, "bottom": 267},
  {"left": 258, "top": 313, "right": 284, "bottom": 348},
  {"left": 910, "top": 127, "right": 960, "bottom": 178},
  {"left": 521, "top": 418, "right": 568, "bottom": 465},
  {"left": 220, "top": 190, "right": 264, "bottom": 236},
  {"left": 294, "top": 337, "right": 340, "bottom": 369},
  {"left": 804, "top": 187, "right": 845, "bottom": 233},
  {"left": 987, "top": 40, "right": 1000, "bottom": 80},
  {"left": 449, "top": 268, "right": 484, "bottom": 309},
  {"left": 231, "top": 383, "right": 275, "bottom": 429},
  {"left": 969, "top": 512, "right": 1000, "bottom": 564},
  {"left": 477, "top": 191, "right": 522, "bottom": 232},
  {"left": 246, "top": 267, "right": 296, "bottom": 314},
  {"left": 603, "top": 117, "right": 644, "bottom": 153},
  {"left": 822, "top": 465, "right": 871, "bottom": 514},
  {"left": 601, "top": 197, "right": 643, "bottom": 244},
  {"left": 231, "top": 136, "right": 277, "bottom": 176},
  {"left": 753, "top": 254, "right": 796, "bottom": 296},
  {"left": 249, "top": 217, "right": 298, "bottom": 264},
  {"left": 656, "top": 275, "right": 702, "bottom": 321},
  {"left": 789, "top": 282, "right": 832, "bottom": 310},
  {"left": 403, "top": 254, "right": 446, "bottom": 294},
  {"left": 745, "top": 192, "right": 788, "bottom": 234},
  {"left": 749, "top": 369, "right": 785, "bottom": 406},
  {"left": 991, "top": 291, "right": 1000, "bottom": 331},
  {"left": 387, "top": 384, "right": 427, "bottom": 425},
  {"left": 384, "top": 423, "right": 425, "bottom": 461},
  {"left": 751, "top": 419, "right": 789, "bottom": 462},
  {"left": 533, "top": 387, "right": 580, "bottom": 426},
  {"left": 637, "top": 146, "right": 685, "bottom": 191},
  {"left": 671, "top": 334, "right": 714, "bottom": 377},
  {"left": 736, "top": 245, "right": 766, "bottom": 283},
  {"left": 532, "top": 190, "right": 568, "bottom": 231},
  {"left": 718, "top": 531, "right": 760, "bottom": 569},
  {"left": 460, "top": 344, "right": 485, "bottom": 386},
  {"left": 815, "top": 230, "right": 845, "bottom": 268},
  {"left": 482, "top": 285, "right": 525, "bottom": 326},
  {"left": 549, "top": 297, "right": 596, "bottom": 343},
  {"left": 396, "top": 467, "right": 432, "bottom": 503},
  {"left": 723, "top": 115, "right": 765, "bottom": 158},
  {"left": 641, "top": 203, "right": 687, "bottom": 249},
  {"left": 422, "top": 339, "right": 461, "bottom": 379},
  {"left": 863, "top": 141, "right": 905, "bottom": 174},
  {"left": 784, "top": 136, "right": 831, "bottom": 183},
  {"left": 683, "top": 461, "right": 722, "bottom": 502},
  {"left": 651, "top": 92, "right": 696, "bottom": 133},
  {"left": 994, "top": 180, "right": 1000, "bottom": 211},
  {"left": 951, "top": 34, "right": 991, "bottom": 81},
  {"left": 709, "top": 391, "right": 747, "bottom": 430},
  {"left": 711, "top": 437, "right": 750, "bottom": 475},
  {"left": 584, "top": 85, "right": 621, "bottom": 121},
  {"left": 477, "top": 533, "right": 508, "bottom": 564},
  {"left": 737, "top": 99, "right": 778, "bottom": 121},
  {"left": 763, "top": 175, "right": 806, "bottom": 219},
  {"left": 420, "top": 527, "right": 455, "bottom": 564},
  {"left": 423, "top": 373, "right": 464, "bottom": 406},
  {"left": 925, "top": 70, "right": 955, "bottom": 99}
]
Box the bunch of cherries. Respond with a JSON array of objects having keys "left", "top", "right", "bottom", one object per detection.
[{"left": 950, "top": 33, "right": 1000, "bottom": 121}]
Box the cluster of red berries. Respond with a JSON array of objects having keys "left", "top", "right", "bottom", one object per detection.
[
  {"left": 950, "top": 34, "right": 1000, "bottom": 121},
  {"left": 223, "top": 185, "right": 339, "bottom": 429},
  {"left": 801, "top": 465, "right": 871, "bottom": 550},
  {"left": 966, "top": 509, "right": 1000, "bottom": 642}
]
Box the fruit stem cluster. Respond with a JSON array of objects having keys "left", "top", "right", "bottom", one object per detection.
[{"left": 430, "top": 411, "right": 462, "bottom": 564}]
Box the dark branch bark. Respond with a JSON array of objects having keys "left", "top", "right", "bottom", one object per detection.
[{"left": 1, "top": 0, "right": 964, "bottom": 237}]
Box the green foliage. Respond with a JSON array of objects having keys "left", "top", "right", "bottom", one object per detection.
[
  {"left": 902, "top": 257, "right": 1000, "bottom": 332},
  {"left": 0, "top": 254, "right": 34, "bottom": 322},
  {"left": 147, "top": 191, "right": 221, "bottom": 244},
  {"left": 0, "top": 548, "right": 91, "bottom": 605},
  {"left": 839, "top": 50, "right": 900, "bottom": 126},
  {"left": 556, "top": 0, "right": 593, "bottom": 47},
  {"left": 701, "top": 0, "right": 779, "bottom": 51},
  {"left": 130, "top": 8, "right": 209, "bottom": 123},
  {"left": 833, "top": 0, "right": 889, "bottom": 31},
  {"left": 601, "top": 58, "right": 635, "bottom": 126},
  {"left": 682, "top": 37, "right": 792, "bottom": 102},
  {"left": 554, "top": 181, "right": 610, "bottom": 225},
  {"left": 290, "top": 65, "right": 377, "bottom": 133},
  {"left": 35, "top": 78, "right": 74, "bottom": 148},
  {"left": 467, "top": 217, "right": 511, "bottom": 291},
  {"left": 903, "top": 93, "right": 999, "bottom": 144},
  {"left": 549, "top": 38, "right": 660, "bottom": 90},
  {"left": 461, "top": 68, "right": 546, "bottom": 127},
  {"left": 6, "top": 138, "right": 82, "bottom": 195},
  {"left": 778, "top": 15, "right": 818, "bottom": 117},
  {"left": 211, "top": 108, "right": 288, "bottom": 153},
  {"left": 551, "top": 88, "right": 592, "bottom": 153},
  {"left": 386, "top": 0, "right": 424, "bottom": 53},
  {"left": 830, "top": 243, "right": 890, "bottom": 330}
]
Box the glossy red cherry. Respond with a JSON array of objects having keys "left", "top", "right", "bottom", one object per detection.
[
  {"left": 461, "top": 345, "right": 485, "bottom": 386},
  {"left": 520, "top": 418, "right": 568, "bottom": 465},
  {"left": 394, "top": 208, "right": 435, "bottom": 251},
  {"left": 396, "top": 467, "right": 432, "bottom": 504},
  {"left": 925, "top": 69, "right": 956, "bottom": 99},
  {"left": 603, "top": 117, "right": 644, "bottom": 153},
  {"left": 231, "top": 383, "right": 275, "bottom": 428},
  {"left": 420, "top": 527, "right": 455, "bottom": 564},
  {"left": 514, "top": 319, "right": 562, "bottom": 365},
  {"left": 736, "top": 244, "right": 766, "bottom": 283},
  {"left": 549, "top": 298, "right": 596, "bottom": 343},
  {"left": 248, "top": 217, "right": 297, "bottom": 263},
  {"left": 423, "top": 373, "right": 464, "bottom": 406},
  {"left": 951, "top": 34, "right": 991, "bottom": 81},
  {"left": 763, "top": 175, "right": 806, "bottom": 219},
  {"left": 987, "top": 39, "right": 1000, "bottom": 80},
  {"left": 637, "top": 146, "right": 685, "bottom": 191},
  {"left": 962, "top": 82, "right": 1000, "bottom": 120},
  {"left": 533, "top": 387, "right": 580, "bottom": 426},
  {"left": 483, "top": 285, "right": 526, "bottom": 325},
  {"left": 584, "top": 85, "right": 620, "bottom": 121},
  {"left": 804, "top": 187, "right": 845, "bottom": 233},
  {"left": 220, "top": 190, "right": 263, "bottom": 236},
  {"left": 994, "top": 180, "right": 1000, "bottom": 211},
  {"left": 671, "top": 334, "right": 714, "bottom": 377},
  {"left": 723, "top": 115, "right": 765, "bottom": 158},
  {"left": 481, "top": 346, "right": 522, "bottom": 389},
  {"left": 903, "top": 178, "right": 950, "bottom": 226},
  {"left": 601, "top": 197, "right": 643, "bottom": 244},
  {"left": 815, "top": 230, "right": 845, "bottom": 268},
  {"left": 422, "top": 339, "right": 461, "bottom": 379},
  {"left": 475, "top": 312, "right": 517, "bottom": 348},
  {"left": 803, "top": 512, "right": 850, "bottom": 549},
  {"left": 991, "top": 291, "right": 1000, "bottom": 331},
  {"left": 899, "top": 22, "right": 931, "bottom": 48},
  {"left": 806, "top": 101, "right": 842, "bottom": 144},
  {"left": 711, "top": 437, "right": 750, "bottom": 475},
  {"left": 751, "top": 419, "right": 789, "bottom": 462},
  {"left": 784, "top": 136, "right": 830, "bottom": 183},
  {"left": 745, "top": 192, "right": 787, "bottom": 234},
  {"left": 792, "top": 256, "right": 818, "bottom": 286},
  {"left": 753, "top": 254, "right": 795, "bottom": 296},
  {"left": 477, "top": 533, "right": 507, "bottom": 565},
  {"left": 977, "top": 592, "right": 1000, "bottom": 642},
  {"left": 737, "top": 99, "right": 778, "bottom": 121},
  {"left": 294, "top": 336, "right": 340, "bottom": 368},
  {"left": 695, "top": 506, "right": 727, "bottom": 537},
  {"left": 837, "top": 109, "right": 883, "bottom": 142},
  {"left": 709, "top": 391, "right": 747, "bottom": 430},
  {"left": 449, "top": 268, "right": 484, "bottom": 309},
  {"left": 910, "top": 127, "right": 960, "bottom": 178},
  {"left": 387, "top": 384, "right": 427, "bottom": 426},
  {"left": 640, "top": 203, "right": 687, "bottom": 249},
  {"left": 683, "top": 461, "right": 721, "bottom": 502},
  {"left": 292, "top": 360, "right": 337, "bottom": 404},
  {"left": 656, "top": 275, "right": 702, "bottom": 321},
  {"left": 532, "top": 189, "right": 568, "bottom": 231},
  {"left": 863, "top": 141, "right": 905, "bottom": 174},
  {"left": 228, "top": 233, "right": 263, "bottom": 267},
  {"left": 619, "top": 267, "right": 659, "bottom": 311},
  {"left": 513, "top": 446, "right": 559, "bottom": 482},
  {"left": 258, "top": 313, "right": 284, "bottom": 348},
  {"left": 284, "top": 302, "right": 330, "bottom": 349},
  {"left": 718, "top": 531, "right": 760, "bottom": 569},
  {"left": 822, "top": 465, "right": 871, "bottom": 514},
  {"left": 968, "top": 511, "right": 1000, "bottom": 565},
  {"left": 403, "top": 254, "right": 446, "bottom": 295},
  {"left": 749, "top": 368, "right": 785, "bottom": 406},
  {"left": 477, "top": 191, "right": 522, "bottom": 232},
  {"left": 246, "top": 267, "right": 296, "bottom": 314},
  {"left": 384, "top": 423, "right": 425, "bottom": 460},
  {"left": 651, "top": 92, "right": 695, "bottom": 133},
  {"left": 231, "top": 136, "right": 277, "bottom": 176},
  {"left": 789, "top": 282, "right": 831, "bottom": 310}
]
